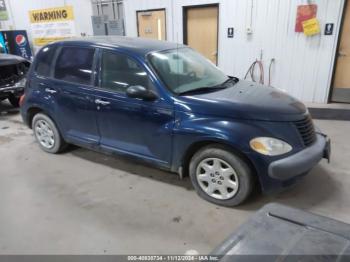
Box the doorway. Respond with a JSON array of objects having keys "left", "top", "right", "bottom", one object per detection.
[
  {"left": 137, "top": 9, "right": 166, "bottom": 41},
  {"left": 332, "top": 2, "right": 350, "bottom": 103},
  {"left": 183, "top": 4, "right": 219, "bottom": 65}
]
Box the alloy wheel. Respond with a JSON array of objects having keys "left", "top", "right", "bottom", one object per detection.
[
  {"left": 34, "top": 119, "right": 55, "bottom": 149},
  {"left": 196, "top": 158, "right": 239, "bottom": 200}
]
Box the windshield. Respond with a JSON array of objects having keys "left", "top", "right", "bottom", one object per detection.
[{"left": 148, "top": 47, "right": 230, "bottom": 95}]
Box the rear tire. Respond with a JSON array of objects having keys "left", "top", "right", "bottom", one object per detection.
[
  {"left": 189, "top": 145, "right": 254, "bottom": 207},
  {"left": 8, "top": 95, "right": 20, "bottom": 108},
  {"left": 32, "top": 113, "right": 67, "bottom": 154}
]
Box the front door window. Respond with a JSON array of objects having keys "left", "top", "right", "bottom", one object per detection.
[{"left": 100, "top": 51, "right": 154, "bottom": 93}]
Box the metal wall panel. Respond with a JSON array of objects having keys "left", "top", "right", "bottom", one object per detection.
[{"left": 124, "top": 0, "right": 345, "bottom": 103}]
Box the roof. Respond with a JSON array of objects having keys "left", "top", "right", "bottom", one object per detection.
[{"left": 58, "top": 36, "right": 185, "bottom": 57}]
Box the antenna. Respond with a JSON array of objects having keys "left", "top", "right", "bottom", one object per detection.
[{"left": 176, "top": 32, "right": 179, "bottom": 91}]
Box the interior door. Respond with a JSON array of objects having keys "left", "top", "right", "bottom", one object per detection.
[
  {"left": 94, "top": 50, "right": 173, "bottom": 167},
  {"left": 332, "top": 2, "right": 350, "bottom": 103},
  {"left": 137, "top": 9, "right": 166, "bottom": 40},
  {"left": 184, "top": 5, "right": 219, "bottom": 65}
]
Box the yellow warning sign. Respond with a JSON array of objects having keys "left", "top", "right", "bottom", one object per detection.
[
  {"left": 33, "top": 37, "right": 67, "bottom": 46},
  {"left": 302, "top": 18, "right": 321, "bottom": 36},
  {"left": 29, "top": 6, "right": 76, "bottom": 46},
  {"left": 29, "top": 6, "right": 74, "bottom": 24}
]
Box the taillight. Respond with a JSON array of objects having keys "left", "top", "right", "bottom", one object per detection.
[{"left": 19, "top": 94, "right": 25, "bottom": 107}]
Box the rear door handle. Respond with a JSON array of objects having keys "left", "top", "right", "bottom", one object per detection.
[
  {"left": 95, "top": 99, "right": 110, "bottom": 106},
  {"left": 45, "top": 88, "right": 57, "bottom": 94}
]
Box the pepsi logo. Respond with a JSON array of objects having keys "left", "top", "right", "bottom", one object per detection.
[{"left": 15, "top": 34, "right": 27, "bottom": 47}]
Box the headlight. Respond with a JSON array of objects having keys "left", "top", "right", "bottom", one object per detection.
[{"left": 250, "top": 137, "right": 292, "bottom": 156}]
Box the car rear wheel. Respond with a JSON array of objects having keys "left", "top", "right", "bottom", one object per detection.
[
  {"left": 32, "top": 113, "right": 66, "bottom": 154},
  {"left": 189, "top": 145, "right": 254, "bottom": 207},
  {"left": 8, "top": 95, "right": 20, "bottom": 108}
]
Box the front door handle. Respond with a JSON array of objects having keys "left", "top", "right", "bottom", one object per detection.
[
  {"left": 45, "top": 88, "right": 57, "bottom": 94},
  {"left": 95, "top": 99, "right": 110, "bottom": 106}
]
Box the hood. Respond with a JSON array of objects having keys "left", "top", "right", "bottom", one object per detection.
[
  {"left": 0, "top": 54, "right": 28, "bottom": 66},
  {"left": 174, "top": 80, "right": 308, "bottom": 121}
]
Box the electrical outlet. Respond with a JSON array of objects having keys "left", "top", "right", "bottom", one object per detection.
[{"left": 247, "top": 27, "right": 253, "bottom": 34}]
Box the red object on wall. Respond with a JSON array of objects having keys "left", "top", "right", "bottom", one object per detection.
[{"left": 295, "top": 4, "right": 318, "bottom": 32}]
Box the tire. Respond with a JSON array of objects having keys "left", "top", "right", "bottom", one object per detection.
[
  {"left": 32, "top": 113, "right": 67, "bottom": 154},
  {"left": 189, "top": 145, "right": 254, "bottom": 207},
  {"left": 8, "top": 95, "right": 20, "bottom": 108}
]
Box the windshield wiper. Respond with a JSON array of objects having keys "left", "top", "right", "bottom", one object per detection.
[
  {"left": 220, "top": 77, "right": 239, "bottom": 86},
  {"left": 178, "top": 86, "right": 227, "bottom": 96},
  {"left": 178, "top": 77, "right": 239, "bottom": 96}
]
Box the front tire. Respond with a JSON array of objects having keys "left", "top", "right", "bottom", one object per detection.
[
  {"left": 189, "top": 145, "right": 254, "bottom": 207},
  {"left": 32, "top": 113, "right": 66, "bottom": 154}
]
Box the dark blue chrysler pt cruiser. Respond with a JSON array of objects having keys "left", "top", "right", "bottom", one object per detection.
[{"left": 20, "top": 37, "right": 331, "bottom": 206}]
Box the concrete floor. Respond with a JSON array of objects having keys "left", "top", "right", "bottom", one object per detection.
[{"left": 1, "top": 100, "right": 350, "bottom": 255}]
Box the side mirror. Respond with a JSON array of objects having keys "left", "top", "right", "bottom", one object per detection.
[{"left": 126, "top": 85, "right": 158, "bottom": 101}]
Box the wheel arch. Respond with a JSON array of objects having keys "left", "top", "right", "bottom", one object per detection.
[
  {"left": 26, "top": 106, "right": 58, "bottom": 130},
  {"left": 181, "top": 140, "right": 259, "bottom": 186},
  {"left": 26, "top": 106, "right": 44, "bottom": 128}
]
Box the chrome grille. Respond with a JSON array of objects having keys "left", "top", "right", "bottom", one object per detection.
[{"left": 294, "top": 115, "right": 316, "bottom": 147}]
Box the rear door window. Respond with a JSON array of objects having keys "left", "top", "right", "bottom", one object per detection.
[
  {"left": 35, "top": 45, "right": 57, "bottom": 77},
  {"left": 54, "top": 46, "right": 95, "bottom": 85},
  {"left": 100, "top": 51, "right": 153, "bottom": 93}
]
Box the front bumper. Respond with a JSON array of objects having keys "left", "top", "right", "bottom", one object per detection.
[{"left": 268, "top": 134, "right": 330, "bottom": 180}]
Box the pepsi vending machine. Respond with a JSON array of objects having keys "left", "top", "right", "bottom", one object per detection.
[
  {"left": 0, "top": 30, "right": 33, "bottom": 60},
  {"left": 0, "top": 32, "right": 7, "bottom": 53}
]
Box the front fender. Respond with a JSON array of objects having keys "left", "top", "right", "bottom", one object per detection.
[
  {"left": 171, "top": 111, "right": 307, "bottom": 193},
  {"left": 171, "top": 111, "right": 268, "bottom": 171}
]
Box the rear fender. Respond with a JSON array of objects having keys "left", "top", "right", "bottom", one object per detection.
[{"left": 22, "top": 87, "right": 63, "bottom": 133}]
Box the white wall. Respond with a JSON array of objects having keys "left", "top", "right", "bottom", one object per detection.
[
  {"left": 1, "top": 0, "right": 93, "bottom": 50},
  {"left": 124, "top": 0, "right": 345, "bottom": 103},
  {"left": 0, "top": 0, "right": 344, "bottom": 103}
]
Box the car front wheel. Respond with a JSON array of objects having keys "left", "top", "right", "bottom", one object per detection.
[{"left": 189, "top": 145, "right": 254, "bottom": 207}]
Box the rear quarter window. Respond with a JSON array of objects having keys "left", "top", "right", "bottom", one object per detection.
[
  {"left": 34, "top": 45, "right": 57, "bottom": 77},
  {"left": 54, "top": 46, "right": 95, "bottom": 85}
]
